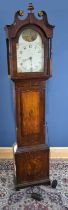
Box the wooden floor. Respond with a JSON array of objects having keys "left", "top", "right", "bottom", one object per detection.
[{"left": 0, "top": 147, "right": 68, "bottom": 159}]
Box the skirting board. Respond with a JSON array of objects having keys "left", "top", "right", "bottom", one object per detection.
[{"left": 0, "top": 147, "right": 68, "bottom": 159}]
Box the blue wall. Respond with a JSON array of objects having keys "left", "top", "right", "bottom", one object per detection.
[{"left": 0, "top": 0, "right": 68, "bottom": 146}]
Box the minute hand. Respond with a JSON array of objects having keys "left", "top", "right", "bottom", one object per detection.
[{"left": 29, "top": 57, "right": 32, "bottom": 72}]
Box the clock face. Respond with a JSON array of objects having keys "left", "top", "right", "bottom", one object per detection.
[{"left": 16, "top": 28, "right": 44, "bottom": 73}]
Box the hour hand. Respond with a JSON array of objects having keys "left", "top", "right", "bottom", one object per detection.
[{"left": 29, "top": 56, "right": 32, "bottom": 60}]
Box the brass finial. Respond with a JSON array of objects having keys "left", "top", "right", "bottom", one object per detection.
[
  {"left": 28, "top": 3, "right": 34, "bottom": 13},
  {"left": 17, "top": 10, "right": 24, "bottom": 16},
  {"left": 38, "top": 10, "right": 48, "bottom": 23},
  {"left": 14, "top": 10, "right": 24, "bottom": 23},
  {"left": 38, "top": 11, "right": 44, "bottom": 17}
]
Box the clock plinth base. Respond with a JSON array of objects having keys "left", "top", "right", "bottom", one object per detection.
[
  {"left": 14, "top": 177, "right": 50, "bottom": 190},
  {"left": 13, "top": 144, "right": 50, "bottom": 188}
]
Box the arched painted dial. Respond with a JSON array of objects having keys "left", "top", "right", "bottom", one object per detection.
[{"left": 16, "top": 28, "right": 44, "bottom": 73}]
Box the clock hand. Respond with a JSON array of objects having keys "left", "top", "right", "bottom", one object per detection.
[
  {"left": 22, "top": 57, "right": 33, "bottom": 72},
  {"left": 29, "top": 57, "right": 32, "bottom": 72},
  {"left": 29, "top": 57, "right": 32, "bottom": 60}
]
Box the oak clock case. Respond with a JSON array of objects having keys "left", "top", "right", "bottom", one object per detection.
[{"left": 5, "top": 4, "right": 54, "bottom": 188}]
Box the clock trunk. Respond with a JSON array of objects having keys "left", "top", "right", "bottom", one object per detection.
[{"left": 15, "top": 80, "right": 45, "bottom": 147}]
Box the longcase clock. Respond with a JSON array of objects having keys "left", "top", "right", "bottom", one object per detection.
[{"left": 5, "top": 3, "right": 54, "bottom": 188}]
